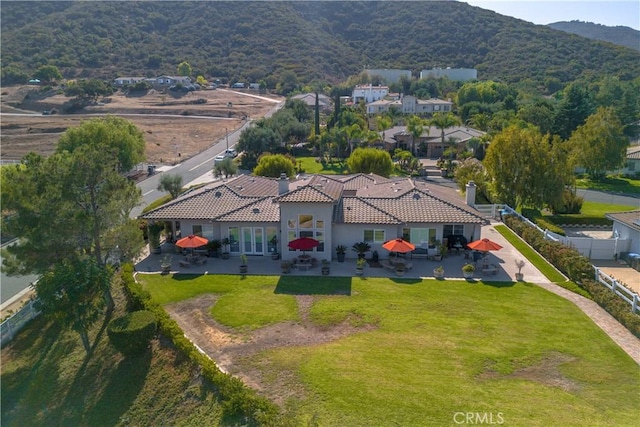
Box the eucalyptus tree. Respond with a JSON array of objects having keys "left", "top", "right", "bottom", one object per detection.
[{"left": 157, "top": 173, "right": 184, "bottom": 199}]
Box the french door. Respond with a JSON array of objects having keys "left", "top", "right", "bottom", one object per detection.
[{"left": 242, "top": 227, "right": 264, "bottom": 255}]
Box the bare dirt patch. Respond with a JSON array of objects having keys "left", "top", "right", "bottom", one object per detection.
[
  {"left": 478, "top": 352, "right": 581, "bottom": 392},
  {"left": 1, "top": 86, "right": 282, "bottom": 164},
  {"left": 164, "top": 293, "right": 377, "bottom": 405}
]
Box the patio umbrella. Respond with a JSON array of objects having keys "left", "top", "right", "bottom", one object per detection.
[
  {"left": 382, "top": 238, "right": 415, "bottom": 254},
  {"left": 175, "top": 235, "right": 208, "bottom": 254},
  {"left": 466, "top": 238, "right": 502, "bottom": 252},
  {"left": 288, "top": 237, "right": 319, "bottom": 255}
]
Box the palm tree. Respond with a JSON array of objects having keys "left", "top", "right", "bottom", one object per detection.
[
  {"left": 430, "top": 112, "right": 461, "bottom": 161},
  {"left": 375, "top": 115, "right": 392, "bottom": 145},
  {"left": 406, "top": 115, "right": 426, "bottom": 157}
]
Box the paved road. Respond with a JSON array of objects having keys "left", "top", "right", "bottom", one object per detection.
[{"left": 576, "top": 189, "right": 639, "bottom": 207}]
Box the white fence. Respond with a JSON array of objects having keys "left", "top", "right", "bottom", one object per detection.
[
  {"left": 595, "top": 267, "right": 639, "bottom": 314},
  {"left": 1, "top": 300, "right": 40, "bottom": 346}
]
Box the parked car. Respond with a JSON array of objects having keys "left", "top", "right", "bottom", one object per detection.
[
  {"left": 225, "top": 148, "right": 238, "bottom": 157},
  {"left": 231, "top": 82, "right": 245, "bottom": 89},
  {"left": 214, "top": 151, "right": 234, "bottom": 163}
]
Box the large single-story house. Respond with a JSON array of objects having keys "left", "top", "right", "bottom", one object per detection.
[
  {"left": 366, "top": 95, "right": 453, "bottom": 116},
  {"left": 141, "top": 173, "right": 486, "bottom": 260},
  {"left": 380, "top": 126, "right": 485, "bottom": 158},
  {"left": 290, "top": 93, "right": 333, "bottom": 113},
  {"left": 113, "top": 75, "right": 192, "bottom": 88}
]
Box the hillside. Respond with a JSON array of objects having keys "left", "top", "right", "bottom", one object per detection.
[
  {"left": 1, "top": 1, "right": 639, "bottom": 87},
  {"left": 549, "top": 21, "right": 640, "bottom": 51}
]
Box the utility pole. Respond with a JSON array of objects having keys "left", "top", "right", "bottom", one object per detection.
[{"left": 225, "top": 127, "right": 229, "bottom": 151}]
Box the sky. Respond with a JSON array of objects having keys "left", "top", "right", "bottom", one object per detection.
[{"left": 463, "top": 1, "right": 640, "bottom": 30}]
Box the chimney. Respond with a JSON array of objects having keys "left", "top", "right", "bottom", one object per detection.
[
  {"left": 465, "top": 181, "right": 476, "bottom": 207},
  {"left": 278, "top": 173, "right": 289, "bottom": 195}
]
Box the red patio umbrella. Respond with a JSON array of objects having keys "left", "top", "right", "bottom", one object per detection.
[
  {"left": 288, "top": 237, "right": 319, "bottom": 255},
  {"left": 467, "top": 238, "right": 503, "bottom": 252},
  {"left": 175, "top": 235, "right": 208, "bottom": 251},
  {"left": 382, "top": 238, "right": 416, "bottom": 253}
]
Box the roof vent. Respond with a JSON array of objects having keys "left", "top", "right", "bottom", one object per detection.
[
  {"left": 413, "top": 193, "right": 420, "bottom": 200},
  {"left": 252, "top": 208, "right": 260, "bottom": 214},
  {"left": 214, "top": 191, "right": 222, "bottom": 198}
]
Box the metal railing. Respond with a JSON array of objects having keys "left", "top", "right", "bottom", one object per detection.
[{"left": 1, "top": 300, "right": 40, "bottom": 346}]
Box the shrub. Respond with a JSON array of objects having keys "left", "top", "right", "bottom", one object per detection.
[{"left": 107, "top": 310, "right": 157, "bottom": 355}]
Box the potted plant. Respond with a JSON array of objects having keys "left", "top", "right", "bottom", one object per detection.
[
  {"left": 270, "top": 236, "right": 280, "bottom": 260},
  {"left": 433, "top": 265, "right": 445, "bottom": 279},
  {"left": 281, "top": 260, "right": 291, "bottom": 274},
  {"left": 515, "top": 259, "right": 525, "bottom": 281},
  {"left": 433, "top": 240, "right": 443, "bottom": 261},
  {"left": 462, "top": 263, "right": 475, "bottom": 279},
  {"left": 321, "top": 259, "right": 330, "bottom": 275},
  {"left": 352, "top": 241, "right": 371, "bottom": 259},
  {"left": 207, "top": 239, "right": 221, "bottom": 258},
  {"left": 160, "top": 254, "right": 172, "bottom": 274},
  {"left": 239, "top": 254, "right": 248, "bottom": 274},
  {"left": 335, "top": 245, "right": 347, "bottom": 263},
  {"left": 395, "top": 262, "right": 406, "bottom": 277},
  {"left": 355, "top": 257, "right": 367, "bottom": 276},
  {"left": 221, "top": 237, "right": 230, "bottom": 259},
  {"left": 438, "top": 242, "right": 448, "bottom": 259}
]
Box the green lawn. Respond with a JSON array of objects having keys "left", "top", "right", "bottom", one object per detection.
[
  {"left": 296, "top": 156, "right": 347, "bottom": 174},
  {"left": 139, "top": 274, "right": 639, "bottom": 426},
  {"left": 576, "top": 176, "right": 640, "bottom": 195},
  {"left": 580, "top": 200, "right": 638, "bottom": 216}
]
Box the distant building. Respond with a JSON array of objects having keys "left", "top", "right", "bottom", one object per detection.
[
  {"left": 291, "top": 92, "right": 333, "bottom": 113},
  {"left": 352, "top": 85, "right": 389, "bottom": 104},
  {"left": 366, "top": 95, "right": 453, "bottom": 115},
  {"left": 364, "top": 69, "right": 412, "bottom": 84},
  {"left": 420, "top": 68, "right": 477, "bottom": 81}
]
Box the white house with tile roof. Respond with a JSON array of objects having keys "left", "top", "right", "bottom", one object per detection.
[
  {"left": 142, "top": 173, "right": 486, "bottom": 260},
  {"left": 366, "top": 96, "right": 453, "bottom": 116}
]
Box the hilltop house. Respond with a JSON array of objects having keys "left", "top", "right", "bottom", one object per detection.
[
  {"left": 141, "top": 173, "right": 486, "bottom": 260},
  {"left": 380, "top": 125, "right": 485, "bottom": 158},
  {"left": 352, "top": 85, "right": 389, "bottom": 104},
  {"left": 366, "top": 95, "right": 453, "bottom": 116},
  {"left": 113, "top": 75, "right": 192, "bottom": 88}
]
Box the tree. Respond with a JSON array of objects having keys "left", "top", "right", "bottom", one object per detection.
[
  {"left": 33, "top": 64, "right": 62, "bottom": 83},
  {"left": 1, "top": 66, "right": 29, "bottom": 85},
  {"left": 375, "top": 115, "right": 392, "bottom": 143},
  {"left": 454, "top": 158, "right": 490, "bottom": 201},
  {"left": 276, "top": 70, "right": 299, "bottom": 96},
  {"left": 406, "top": 115, "right": 425, "bottom": 157},
  {"left": 213, "top": 157, "right": 238, "bottom": 179},
  {"left": 177, "top": 61, "right": 192, "bottom": 77},
  {"left": 347, "top": 148, "right": 393, "bottom": 177},
  {"left": 393, "top": 149, "right": 419, "bottom": 174},
  {"left": 483, "top": 125, "right": 564, "bottom": 209},
  {"left": 253, "top": 154, "right": 296, "bottom": 178},
  {"left": 157, "top": 173, "right": 183, "bottom": 199},
  {"left": 35, "top": 257, "right": 111, "bottom": 353},
  {"left": 57, "top": 116, "right": 145, "bottom": 172},
  {"left": 430, "top": 112, "right": 461, "bottom": 168},
  {"left": 552, "top": 83, "right": 594, "bottom": 140},
  {"left": 569, "top": 107, "right": 628, "bottom": 180},
  {"left": 237, "top": 125, "right": 280, "bottom": 169},
  {"left": 64, "top": 78, "right": 113, "bottom": 103}
]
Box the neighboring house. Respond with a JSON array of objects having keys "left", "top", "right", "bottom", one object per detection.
[
  {"left": 352, "top": 85, "right": 389, "bottom": 104},
  {"left": 113, "top": 75, "right": 191, "bottom": 88},
  {"left": 419, "top": 68, "right": 477, "bottom": 81},
  {"left": 364, "top": 69, "right": 412, "bottom": 84},
  {"left": 141, "top": 173, "right": 486, "bottom": 260},
  {"left": 380, "top": 125, "right": 485, "bottom": 158},
  {"left": 606, "top": 210, "right": 640, "bottom": 257},
  {"left": 618, "top": 146, "right": 640, "bottom": 177},
  {"left": 113, "top": 76, "right": 147, "bottom": 86},
  {"left": 366, "top": 95, "right": 453, "bottom": 115},
  {"left": 291, "top": 93, "right": 333, "bottom": 113}
]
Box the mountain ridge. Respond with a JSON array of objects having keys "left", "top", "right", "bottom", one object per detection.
[{"left": 548, "top": 20, "right": 640, "bottom": 51}]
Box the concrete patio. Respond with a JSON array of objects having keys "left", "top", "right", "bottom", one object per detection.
[{"left": 135, "top": 222, "right": 549, "bottom": 283}]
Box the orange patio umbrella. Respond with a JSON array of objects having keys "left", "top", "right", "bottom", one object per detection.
[
  {"left": 382, "top": 238, "right": 416, "bottom": 253},
  {"left": 175, "top": 235, "right": 208, "bottom": 251},
  {"left": 466, "top": 238, "right": 502, "bottom": 252}
]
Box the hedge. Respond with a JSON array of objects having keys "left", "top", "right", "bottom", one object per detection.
[
  {"left": 503, "top": 216, "right": 640, "bottom": 338},
  {"left": 120, "top": 265, "right": 283, "bottom": 425}
]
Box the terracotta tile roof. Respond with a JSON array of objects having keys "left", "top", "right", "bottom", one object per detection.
[
  {"left": 275, "top": 175, "right": 343, "bottom": 203},
  {"left": 606, "top": 210, "right": 640, "bottom": 231},
  {"left": 216, "top": 198, "right": 279, "bottom": 222},
  {"left": 340, "top": 197, "right": 403, "bottom": 224},
  {"left": 627, "top": 146, "right": 640, "bottom": 160},
  {"left": 142, "top": 175, "right": 277, "bottom": 221}
]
